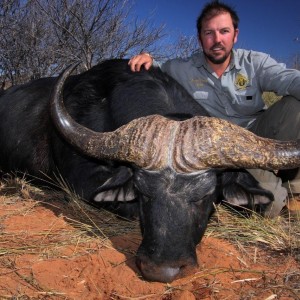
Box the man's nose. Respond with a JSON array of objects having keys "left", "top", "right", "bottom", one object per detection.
[{"left": 214, "top": 31, "right": 222, "bottom": 43}]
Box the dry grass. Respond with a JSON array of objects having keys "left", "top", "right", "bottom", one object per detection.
[
  {"left": 262, "top": 91, "right": 282, "bottom": 107},
  {"left": 0, "top": 176, "right": 299, "bottom": 259},
  {"left": 207, "top": 204, "right": 300, "bottom": 257},
  {"left": 0, "top": 176, "right": 299, "bottom": 299},
  {"left": 0, "top": 175, "right": 141, "bottom": 258}
]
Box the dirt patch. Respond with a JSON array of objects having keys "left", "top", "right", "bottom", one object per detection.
[{"left": 0, "top": 184, "right": 299, "bottom": 300}]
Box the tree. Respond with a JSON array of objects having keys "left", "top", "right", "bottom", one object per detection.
[
  {"left": 0, "top": 0, "right": 165, "bottom": 84},
  {"left": 168, "top": 34, "right": 199, "bottom": 59}
]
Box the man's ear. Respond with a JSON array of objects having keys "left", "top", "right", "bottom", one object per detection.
[
  {"left": 198, "top": 34, "right": 203, "bottom": 48},
  {"left": 234, "top": 28, "right": 239, "bottom": 44}
]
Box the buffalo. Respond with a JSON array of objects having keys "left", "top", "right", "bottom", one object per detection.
[{"left": 0, "top": 59, "right": 299, "bottom": 282}]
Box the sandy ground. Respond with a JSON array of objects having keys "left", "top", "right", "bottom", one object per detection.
[{"left": 0, "top": 184, "right": 299, "bottom": 300}]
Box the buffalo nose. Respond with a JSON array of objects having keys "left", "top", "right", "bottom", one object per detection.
[{"left": 136, "top": 256, "right": 197, "bottom": 283}]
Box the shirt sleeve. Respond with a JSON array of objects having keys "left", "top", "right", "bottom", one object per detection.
[
  {"left": 152, "top": 59, "right": 163, "bottom": 69},
  {"left": 255, "top": 53, "right": 300, "bottom": 99},
  {"left": 153, "top": 58, "right": 177, "bottom": 74},
  {"left": 159, "top": 59, "right": 187, "bottom": 83}
]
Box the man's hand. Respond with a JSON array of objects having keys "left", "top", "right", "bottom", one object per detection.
[{"left": 128, "top": 53, "right": 153, "bottom": 72}]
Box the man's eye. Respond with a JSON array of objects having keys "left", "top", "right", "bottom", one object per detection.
[{"left": 221, "top": 29, "right": 230, "bottom": 34}]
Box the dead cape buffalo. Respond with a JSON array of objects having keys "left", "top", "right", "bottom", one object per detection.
[{"left": 0, "top": 59, "right": 300, "bottom": 283}]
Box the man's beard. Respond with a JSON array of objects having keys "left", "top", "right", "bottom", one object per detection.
[
  {"left": 201, "top": 37, "right": 236, "bottom": 65},
  {"left": 204, "top": 47, "right": 232, "bottom": 64}
]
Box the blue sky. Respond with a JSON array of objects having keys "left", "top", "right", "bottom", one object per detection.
[{"left": 133, "top": 0, "right": 300, "bottom": 65}]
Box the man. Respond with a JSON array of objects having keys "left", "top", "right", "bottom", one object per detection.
[{"left": 128, "top": 1, "right": 300, "bottom": 216}]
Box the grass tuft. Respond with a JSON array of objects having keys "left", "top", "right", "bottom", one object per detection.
[{"left": 207, "top": 204, "right": 300, "bottom": 258}]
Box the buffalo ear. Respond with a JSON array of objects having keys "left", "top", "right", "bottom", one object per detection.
[
  {"left": 220, "top": 170, "right": 274, "bottom": 209},
  {"left": 92, "top": 166, "right": 137, "bottom": 202}
]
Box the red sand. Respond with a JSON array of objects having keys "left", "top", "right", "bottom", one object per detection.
[{"left": 0, "top": 195, "right": 298, "bottom": 299}]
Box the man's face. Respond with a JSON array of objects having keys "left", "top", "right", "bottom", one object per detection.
[{"left": 199, "top": 12, "right": 239, "bottom": 65}]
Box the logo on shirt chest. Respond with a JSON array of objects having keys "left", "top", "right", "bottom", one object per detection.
[
  {"left": 234, "top": 73, "right": 249, "bottom": 90},
  {"left": 191, "top": 78, "right": 208, "bottom": 88}
]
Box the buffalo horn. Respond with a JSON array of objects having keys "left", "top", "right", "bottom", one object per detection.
[
  {"left": 173, "top": 116, "right": 300, "bottom": 172},
  {"left": 50, "top": 64, "right": 300, "bottom": 173},
  {"left": 50, "top": 63, "right": 177, "bottom": 170}
]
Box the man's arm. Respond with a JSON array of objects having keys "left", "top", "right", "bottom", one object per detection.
[{"left": 256, "top": 52, "right": 300, "bottom": 99}]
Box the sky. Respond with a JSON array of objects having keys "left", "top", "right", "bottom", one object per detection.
[{"left": 132, "top": 0, "right": 300, "bottom": 65}]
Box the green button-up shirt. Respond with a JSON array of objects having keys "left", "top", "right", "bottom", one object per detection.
[{"left": 156, "top": 49, "right": 300, "bottom": 128}]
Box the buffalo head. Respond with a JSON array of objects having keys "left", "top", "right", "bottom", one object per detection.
[{"left": 50, "top": 64, "right": 300, "bottom": 282}]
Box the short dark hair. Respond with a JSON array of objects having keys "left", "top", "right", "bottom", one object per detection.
[{"left": 196, "top": 1, "right": 239, "bottom": 34}]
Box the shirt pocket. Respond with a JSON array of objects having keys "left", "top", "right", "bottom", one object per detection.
[{"left": 232, "top": 87, "right": 264, "bottom": 116}]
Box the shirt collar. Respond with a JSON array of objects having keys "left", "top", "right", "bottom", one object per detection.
[
  {"left": 231, "top": 49, "right": 242, "bottom": 71},
  {"left": 192, "top": 51, "right": 207, "bottom": 68}
]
